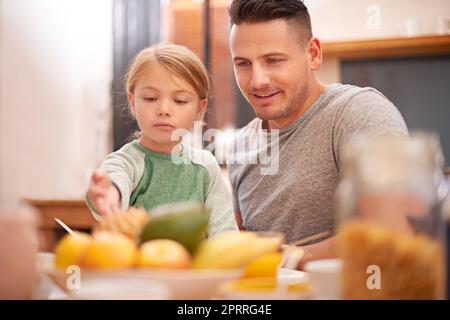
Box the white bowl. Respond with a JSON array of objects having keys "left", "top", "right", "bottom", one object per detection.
[
  {"left": 44, "top": 262, "right": 242, "bottom": 300},
  {"left": 42, "top": 262, "right": 171, "bottom": 300},
  {"left": 69, "top": 277, "right": 171, "bottom": 300},
  {"left": 304, "top": 258, "right": 343, "bottom": 300},
  {"left": 126, "top": 268, "right": 243, "bottom": 299}
]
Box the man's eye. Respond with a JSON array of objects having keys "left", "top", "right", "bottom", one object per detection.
[
  {"left": 236, "top": 61, "right": 250, "bottom": 67},
  {"left": 174, "top": 99, "right": 188, "bottom": 104},
  {"left": 267, "top": 58, "right": 281, "bottom": 64},
  {"left": 144, "top": 97, "right": 157, "bottom": 102}
]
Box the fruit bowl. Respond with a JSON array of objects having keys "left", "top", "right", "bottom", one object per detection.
[
  {"left": 41, "top": 254, "right": 242, "bottom": 300},
  {"left": 66, "top": 276, "right": 171, "bottom": 300},
  {"left": 46, "top": 268, "right": 243, "bottom": 300}
]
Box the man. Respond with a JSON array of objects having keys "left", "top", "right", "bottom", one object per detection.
[{"left": 226, "top": 0, "right": 408, "bottom": 266}]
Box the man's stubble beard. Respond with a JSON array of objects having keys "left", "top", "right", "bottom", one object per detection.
[{"left": 252, "top": 81, "right": 310, "bottom": 122}]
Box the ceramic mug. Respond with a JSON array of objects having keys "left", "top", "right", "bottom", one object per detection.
[{"left": 304, "top": 258, "right": 343, "bottom": 300}]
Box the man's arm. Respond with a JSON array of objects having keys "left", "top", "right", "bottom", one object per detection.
[
  {"left": 293, "top": 90, "right": 408, "bottom": 267},
  {"left": 234, "top": 211, "right": 246, "bottom": 230},
  {"left": 333, "top": 88, "right": 408, "bottom": 168},
  {"left": 297, "top": 236, "right": 337, "bottom": 270}
]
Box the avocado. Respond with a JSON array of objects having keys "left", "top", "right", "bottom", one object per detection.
[{"left": 139, "top": 201, "right": 209, "bottom": 254}]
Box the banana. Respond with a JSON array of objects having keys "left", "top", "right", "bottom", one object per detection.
[{"left": 192, "top": 231, "right": 282, "bottom": 269}]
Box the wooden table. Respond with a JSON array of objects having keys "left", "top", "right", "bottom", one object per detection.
[{"left": 24, "top": 199, "right": 97, "bottom": 251}]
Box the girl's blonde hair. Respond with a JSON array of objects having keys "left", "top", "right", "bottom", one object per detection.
[{"left": 124, "top": 42, "right": 210, "bottom": 101}]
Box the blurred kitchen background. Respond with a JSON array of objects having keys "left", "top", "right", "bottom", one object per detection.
[{"left": 1, "top": 0, "right": 450, "bottom": 208}]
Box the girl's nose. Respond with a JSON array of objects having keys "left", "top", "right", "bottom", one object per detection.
[{"left": 157, "top": 99, "right": 171, "bottom": 116}]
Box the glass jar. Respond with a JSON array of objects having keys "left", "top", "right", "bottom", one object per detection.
[
  {"left": 335, "top": 132, "right": 448, "bottom": 299},
  {"left": 444, "top": 185, "right": 450, "bottom": 299}
]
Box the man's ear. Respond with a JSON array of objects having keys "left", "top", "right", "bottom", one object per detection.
[
  {"left": 128, "top": 92, "right": 136, "bottom": 117},
  {"left": 307, "top": 37, "right": 322, "bottom": 71},
  {"left": 195, "top": 99, "right": 208, "bottom": 121}
]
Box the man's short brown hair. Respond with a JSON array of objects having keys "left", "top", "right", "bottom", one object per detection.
[{"left": 228, "top": 0, "right": 312, "bottom": 44}]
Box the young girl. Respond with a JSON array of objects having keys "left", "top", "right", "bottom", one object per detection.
[{"left": 87, "top": 42, "right": 238, "bottom": 236}]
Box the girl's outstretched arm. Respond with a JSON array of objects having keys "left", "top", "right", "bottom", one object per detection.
[{"left": 87, "top": 169, "right": 120, "bottom": 216}]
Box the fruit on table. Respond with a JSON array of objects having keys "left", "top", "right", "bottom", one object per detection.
[
  {"left": 96, "top": 207, "right": 149, "bottom": 242},
  {"left": 242, "top": 252, "right": 283, "bottom": 279},
  {"left": 227, "top": 277, "right": 278, "bottom": 291},
  {"left": 192, "top": 231, "right": 282, "bottom": 269},
  {"left": 139, "top": 202, "right": 208, "bottom": 254},
  {"left": 79, "top": 231, "right": 138, "bottom": 270},
  {"left": 54, "top": 232, "right": 92, "bottom": 270},
  {"left": 137, "top": 239, "right": 192, "bottom": 269}
]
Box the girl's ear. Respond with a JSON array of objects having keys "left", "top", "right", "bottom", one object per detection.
[
  {"left": 195, "top": 98, "right": 208, "bottom": 121},
  {"left": 128, "top": 91, "right": 136, "bottom": 117}
]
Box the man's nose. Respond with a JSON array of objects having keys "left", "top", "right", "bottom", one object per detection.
[{"left": 250, "top": 65, "right": 270, "bottom": 89}]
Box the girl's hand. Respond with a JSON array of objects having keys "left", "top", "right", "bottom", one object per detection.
[{"left": 87, "top": 169, "right": 120, "bottom": 216}]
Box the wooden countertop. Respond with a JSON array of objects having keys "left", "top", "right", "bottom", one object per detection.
[
  {"left": 322, "top": 35, "right": 450, "bottom": 60},
  {"left": 24, "top": 198, "right": 96, "bottom": 251},
  {"left": 25, "top": 198, "right": 96, "bottom": 229}
]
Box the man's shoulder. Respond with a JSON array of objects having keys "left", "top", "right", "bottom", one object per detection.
[
  {"left": 318, "top": 83, "right": 401, "bottom": 124},
  {"left": 236, "top": 117, "right": 262, "bottom": 133},
  {"left": 325, "top": 83, "right": 390, "bottom": 106},
  {"left": 229, "top": 118, "right": 270, "bottom": 148},
  {"left": 329, "top": 83, "right": 402, "bottom": 118},
  {"left": 184, "top": 145, "right": 220, "bottom": 173}
]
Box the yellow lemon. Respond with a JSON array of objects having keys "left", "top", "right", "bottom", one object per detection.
[
  {"left": 80, "top": 231, "right": 138, "bottom": 270},
  {"left": 138, "top": 239, "right": 192, "bottom": 269},
  {"left": 54, "top": 232, "right": 92, "bottom": 271},
  {"left": 242, "top": 252, "right": 282, "bottom": 279}
]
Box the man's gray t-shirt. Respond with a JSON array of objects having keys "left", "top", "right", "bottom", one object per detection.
[{"left": 227, "top": 84, "right": 408, "bottom": 244}]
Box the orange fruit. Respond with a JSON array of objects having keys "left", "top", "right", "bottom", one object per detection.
[
  {"left": 137, "top": 239, "right": 192, "bottom": 269},
  {"left": 54, "top": 232, "right": 92, "bottom": 271},
  {"left": 80, "top": 231, "right": 138, "bottom": 270}
]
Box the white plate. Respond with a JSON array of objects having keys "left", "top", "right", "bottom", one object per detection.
[
  {"left": 217, "top": 268, "right": 311, "bottom": 300},
  {"left": 277, "top": 268, "right": 309, "bottom": 285}
]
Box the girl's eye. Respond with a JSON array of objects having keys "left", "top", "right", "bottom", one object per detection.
[
  {"left": 144, "top": 97, "right": 157, "bottom": 102},
  {"left": 174, "top": 99, "right": 188, "bottom": 104}
]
